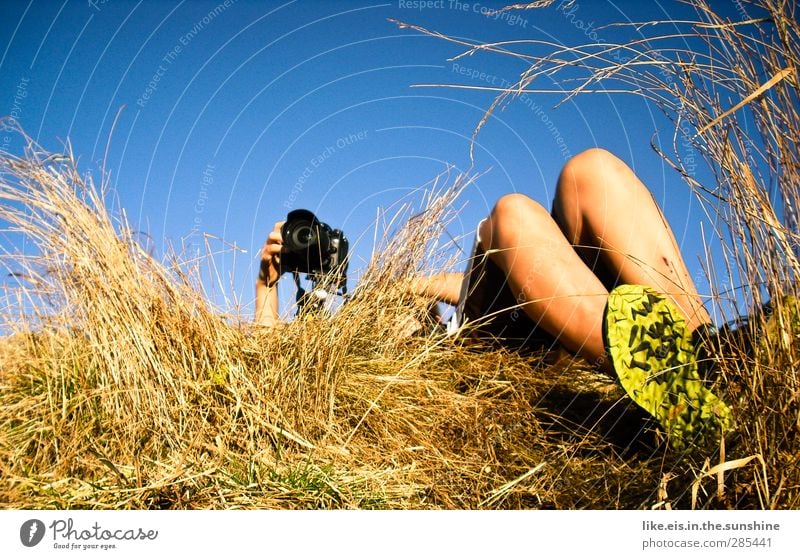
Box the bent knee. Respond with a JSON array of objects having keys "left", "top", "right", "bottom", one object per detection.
[
  {"left": 565, "top": 148, "right": 620, "bottom": 175},
  {"left": 490, "top": 193, "right": 550, "bottom": 223},
  {"left": 481, "top": 193, "right": 550, "bottom": 246},
  {"left": 556, "top": 148, "right": 630, "bottom": 203}
]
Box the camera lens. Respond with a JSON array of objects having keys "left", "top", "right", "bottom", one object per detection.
[{"left": 289, "top": 223, "right": 316, "bottom": 249}]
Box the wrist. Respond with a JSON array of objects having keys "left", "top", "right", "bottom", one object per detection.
[{"left": 257, "top": 270, "right": 279, "bottom": 289}]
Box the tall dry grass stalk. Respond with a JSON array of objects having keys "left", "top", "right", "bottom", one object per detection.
[{"left": 404, "top": 0, "right": 799, "bottom": 507}]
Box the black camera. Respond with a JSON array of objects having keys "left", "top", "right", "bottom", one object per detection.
[{"left": 281, "top": 209, "right": 349, "bottom": 294}]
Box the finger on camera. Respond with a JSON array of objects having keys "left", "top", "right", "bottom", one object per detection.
[
  {"left": 261, "top": 246, "right": 280, "bottom": 263},
  {"left": 270, "top": 221, "right": 285, "bottom": 237},
  {"left": 263, "top": 245, "right": 279, "bottom": 257}
]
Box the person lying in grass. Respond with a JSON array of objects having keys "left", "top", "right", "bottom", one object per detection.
[{"left": 256, "top": 148, "right": 732, "bottom": 450}]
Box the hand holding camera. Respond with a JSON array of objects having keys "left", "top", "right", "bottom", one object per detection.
[
  {"left": 258, "top": 209, "right": 349, "bottom": 310},
  {"left": 258, "top": 221, "right": 285, "bottom": 289}
]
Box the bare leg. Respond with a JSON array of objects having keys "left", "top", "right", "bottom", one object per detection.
[
  {"left": 478, "top": 193, "right": 610, "bottom": 367},
  {"left": 478, "top": 148, "right": 710, "bottom": 370},
  {"left": 552, "top": 148, "right": 711, "bottom": 330}
]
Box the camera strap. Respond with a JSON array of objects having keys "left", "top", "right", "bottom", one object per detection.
[{"left": 292, "top": 271, "right": 307, "bottom": 308}]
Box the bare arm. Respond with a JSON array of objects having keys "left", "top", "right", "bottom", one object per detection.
[
  {"left": 407, "top": 272, "right": 464, "bottom": 306},
  {"left": 254, "top": 222, "right": 285, "bottom": 327}
]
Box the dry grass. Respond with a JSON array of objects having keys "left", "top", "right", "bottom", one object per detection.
[{"left": 1, "top": 0, "right": 799, "bottom": 509}]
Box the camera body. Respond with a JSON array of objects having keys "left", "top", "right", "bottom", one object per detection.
[{"left": 280, "top": 209, "right": 349, "bottom": 293}]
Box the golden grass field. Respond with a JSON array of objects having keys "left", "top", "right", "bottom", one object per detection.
[{"left": 1, "top": 0, "right": 798, "bottom": 509}]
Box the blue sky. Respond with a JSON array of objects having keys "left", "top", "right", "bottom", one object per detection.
[{"left": 1, "top": 0, "right": 750, "bottom": 320}]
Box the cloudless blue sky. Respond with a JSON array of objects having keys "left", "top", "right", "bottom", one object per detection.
[{"left": 1, "top": 0, "right": 752, "bottom": 320}]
